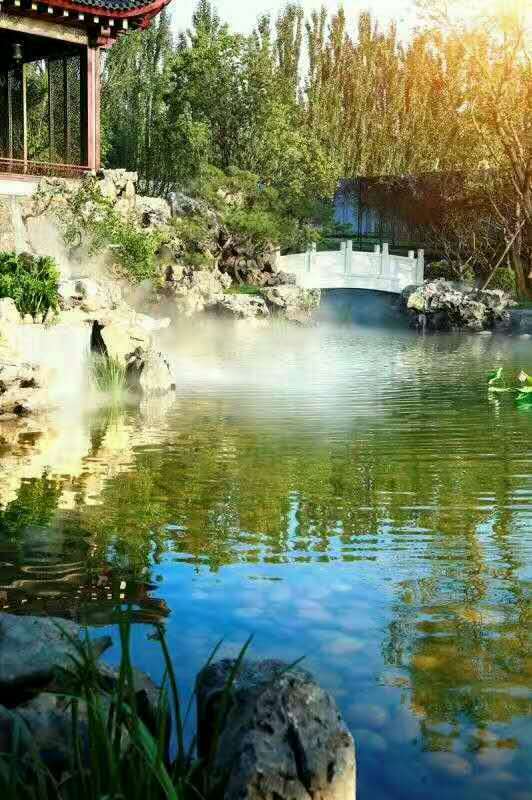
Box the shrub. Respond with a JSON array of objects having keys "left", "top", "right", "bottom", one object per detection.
[
  {"left": 0, "top": 251, "right": 60, "bottom": 320},
  {"left": 486, "top": 267, "right": 517, "bottom": 296},
  {"left": 62, "top": 180, "right": 164, "bottom": 284},
  {"left": 425, "top": 260, "right": 474, "bottom": 284},
  {"left": 225, "top": 283, "right": 263, "bottom": 296}
]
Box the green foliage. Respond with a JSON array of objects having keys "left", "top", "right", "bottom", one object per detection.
[
  {"left": 62, "top": 181, "right": 164, "bottom": 283},
  {"left": 425, "top": 260, "right": 475, "bottom": 284},
  {"left": 0, "top": 251, "right": 60, "bottom": 320},
  {"left": 0, "top": 474, "right": 61, "bottom": 538},
  {"left": 487, "top": 368, "right": 532, "bottom": 405},
  {"left": 0, "top": 618, "right": 255, "bottom": 800},
  {"left": 100, "top": 0, "right": 532, "bottom": 295},
  {"left": 225, "top": 283, "right": 263, "bottom": 296},
  {"left": 101, "top": 13, "right": 181, "bottom": 196},
  {"left": 90, "top": 355, "right": 128, "bottom": 397},
  {"left": 486, "top": 268, "right": 517, "bottom": 296}
]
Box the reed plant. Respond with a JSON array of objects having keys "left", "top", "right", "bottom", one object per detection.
[
  {"left": 89, "top": 354, "right": 128, "bottom": 397},
  {"left": 0, "top": 618, "right": 252, "bottom": 800}
]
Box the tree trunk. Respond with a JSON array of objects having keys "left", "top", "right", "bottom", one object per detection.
[{"left": 511, "top": 247, "right": 532, "bottom": 299}]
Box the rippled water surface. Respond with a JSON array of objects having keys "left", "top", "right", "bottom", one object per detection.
[{"left": 1, "top": 313, "right": 531, "bottom": 800}]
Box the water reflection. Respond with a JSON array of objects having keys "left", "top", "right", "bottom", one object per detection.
[{"left": 0, "top": 324, "right": 531, "bottom": 800}]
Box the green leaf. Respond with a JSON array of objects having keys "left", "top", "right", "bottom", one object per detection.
[{"left": 487, "top": 367, "right": 503, "bottom": 385}]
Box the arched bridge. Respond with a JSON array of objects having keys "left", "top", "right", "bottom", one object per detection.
[{"left": 279, "top": 242, "right": 424, "bottom": 293}]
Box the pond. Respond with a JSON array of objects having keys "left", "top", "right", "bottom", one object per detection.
[{"left": 1, "top": 310, "right": 531, "bottom": 800}]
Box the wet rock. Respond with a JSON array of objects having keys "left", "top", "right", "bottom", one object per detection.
[
  {"left": 0, "top": 612, "right": 111, "bottom": 695},
  {"left": 402, "top": 280, "right": 515, "bottom": 332},
  {"left": 262, "top": 285, "right": 321, "bottom": 325},
  {"left": 197, "top": 658, "right": 356, "bottom": 800},
  {"left": 0, "top": 692, "right": 108, "bottom": 772},
  {"left": 0, "top": 613, "right": 165, "bottom": 774},
  {"left": 126, "top": 347, "right": 173, "bottom": 395},
  {"left": 215, "top": 294, "right": 270, "bottom": 319}
]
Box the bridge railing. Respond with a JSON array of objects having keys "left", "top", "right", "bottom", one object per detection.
[{"left": 278, "top": 242, "right": 424, "bottom": 293}]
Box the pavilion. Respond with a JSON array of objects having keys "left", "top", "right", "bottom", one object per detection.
[{"left": 0, "top": 0, "right": 170, "bottom": 190}]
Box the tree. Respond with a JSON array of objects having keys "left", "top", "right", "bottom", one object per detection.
[
  {"left": 416, "top": 0, "right": 532, "bottom": 294},
  {"left": 101, "top": 12, "right": 176, "bottom": 194}
]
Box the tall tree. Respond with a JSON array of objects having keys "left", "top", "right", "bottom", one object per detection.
[{"left": 102, "top": 12, "right": 175, "bottom": 194}]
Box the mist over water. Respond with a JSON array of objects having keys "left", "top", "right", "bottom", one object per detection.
[{"left": 1, "top": 299, "right": 531, "bottom": 800}]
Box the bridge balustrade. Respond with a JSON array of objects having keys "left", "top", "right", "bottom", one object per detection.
[{"left": 278, "top": 242, "right": 424, "bottom": 293}]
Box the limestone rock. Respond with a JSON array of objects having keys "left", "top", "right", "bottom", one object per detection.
[
  {"left": 402, "top": 280, "right": 515, "bottom": 332},
  {"left": 0, "top": 347, "right": 48, "bottom": 418},
  {"left": 262, "top": 286, "right": 321, "bottom": 324},
  {"left": 0, "top": 298, "right": 22, "bottom": 325},
  {"left": 58, "top": 277, "right": 122, "bottom": 313},
  {"left": 216, "top": 294, "right": 270, "bottom": 319},
  {"left": 197, "top": 659, "right": 356, "bottom": 800},
  {"left": 0, "top": 613, "right": 165, "bottom": 773},
  {"left": 100, "top": 321, "right": 152, "bottom": 365},
  {"left": 0, "top": 692, "right": 99, "bottom": 771},
  {"left": 136, "top": 195, "right": 172, "bottom": 228},
  {"left": 165, "top": 268, "right": 229, "bottom": 317},
  {"left": 169, "top": 191, "right": 213, "bottom": 220},
  {"left": 126, "top": 347, "right": 173, "bottom": 395},
  {"left": 0, "top": 612, "right": 111, "bottom": 693}
]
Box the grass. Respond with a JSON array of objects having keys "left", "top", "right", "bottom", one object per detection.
[
  {"left": 0, "top": 617, "right": 253, "bottom": 800},
  {"left": 89, "top": 354, "right": 128, "bottom": 397},
  {"left": 225, "top": 283, "right": 263, "bottom": 296}
]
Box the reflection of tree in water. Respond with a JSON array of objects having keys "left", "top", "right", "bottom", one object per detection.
[
  {"left": 0, "top": 354, "right": 530, "bottom": 729},
  {"left": 381, "top": 477, "right": 531, "bottom": 754},
  {"left": 0, "top": 471, "right": 168, "bottom": 623}
]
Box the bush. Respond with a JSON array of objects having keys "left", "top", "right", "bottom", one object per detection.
[
  {"left": 486, "top": 267, "right": 517, "bottom": 296},
  {"left": 62, "top": 180, "right": 164, "bottom": 283},
  {"left": 425, "top": 260, "right": 474, "bottom": 284},
  {"left": 225, "top": 283, "right": 263, "bottom": 296},
  {"left": 0, "top": 251, "right": 60, "bottom": 320}
]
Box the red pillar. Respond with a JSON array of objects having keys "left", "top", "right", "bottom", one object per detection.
[{"left": 86, "top": 46, "right": 100, "bottom": 171}]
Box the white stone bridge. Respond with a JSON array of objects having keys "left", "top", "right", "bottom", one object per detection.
[{"left": 279, "top": 242, "right": 424, "bottom": 293}]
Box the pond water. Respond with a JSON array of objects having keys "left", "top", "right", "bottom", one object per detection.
[{"left": 1, "top": 308, "right": 531, "bottom": 800}]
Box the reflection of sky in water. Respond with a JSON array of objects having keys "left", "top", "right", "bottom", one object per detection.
[
  {"left": 1, "top": 318, "right": 532, "bottom": 800},
  {"left": 98, "top": 557, "right": 532, "bottom": 800}
]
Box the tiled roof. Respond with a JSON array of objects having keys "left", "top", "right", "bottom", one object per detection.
[{"left": 65, "top": 0, "right": 155, "bottom": 9}]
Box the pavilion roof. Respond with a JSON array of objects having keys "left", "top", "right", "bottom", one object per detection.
[{"left": 0, "top": 0, "right": 171, "bottom": 40}]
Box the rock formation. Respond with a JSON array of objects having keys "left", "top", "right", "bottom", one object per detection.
[
  {"left": 197, "top": 658, "right": 356, "bottom": 800},
  {"left": 402, "top": 280, "right": 516, "bottom": 332},
  {"left": 0, "top": 612, "right": 164, "bottom": 773}
]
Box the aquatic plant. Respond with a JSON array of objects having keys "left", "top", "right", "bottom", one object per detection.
[
  {"left": 89, "top": 354, "right": 127, "bottom": 396},
  {"left": 0, "top": 618, "right": 252, "bottom": 800},
  {"left": 487, "top": 368, "right": 532, "bottom": 404},
  {"left": 0, "top": 251, "right": 60, "bottom": 321}
]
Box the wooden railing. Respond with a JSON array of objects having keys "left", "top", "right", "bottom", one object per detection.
[{"left": 0, "top": 157, "right": 90, "bottom": 179}]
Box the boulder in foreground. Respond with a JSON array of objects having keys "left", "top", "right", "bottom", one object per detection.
[{"left": 197, "top": 658, "right": 356, "bottom": 800}]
